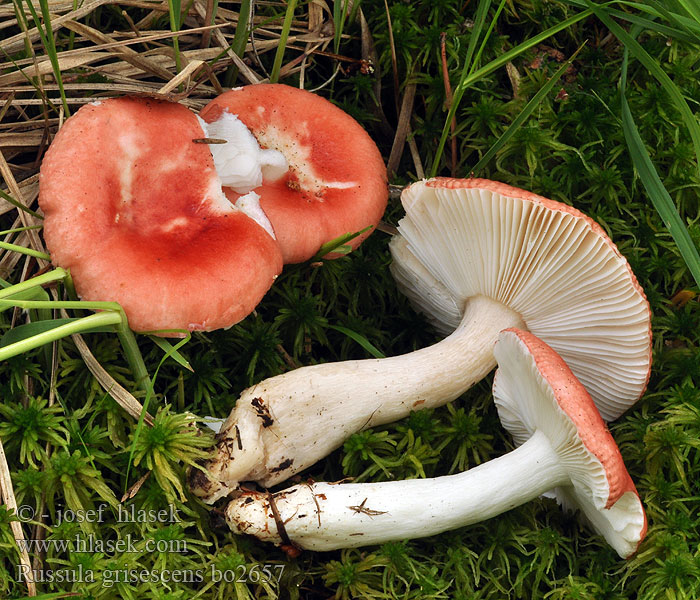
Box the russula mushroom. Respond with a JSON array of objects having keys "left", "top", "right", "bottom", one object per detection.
[
  {"left": 199, "top": 84, "right": 388, "bottom": 263},
  {"left": 189, "top": 178, "right": 651, "bottom": 503},
  {"left": 39, "top": 96, "right": 283, "bottom": 333},
  {"left": 224, "top": 329, "right": 647, "bottom": 559},
  {"left": 391, "top": 178, "right": 652, "bottom": 421}
]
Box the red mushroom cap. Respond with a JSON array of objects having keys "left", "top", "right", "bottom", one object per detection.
[
  {"left": 39, "top": 96, "right": 282, "bottom": 334},
  {"left": 199, "top": 84, "right": 388, "bottom": 264}
]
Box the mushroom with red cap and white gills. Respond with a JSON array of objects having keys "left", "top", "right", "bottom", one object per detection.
[
  {"left": 199, "top": 84, "right": 388, "bottom": 264},
  {"left": 39, "top": 96, "right": 284, "bottom": 334},
  {"left": 189, "top": 177, "right": 651, "bottom": 503},
  {"left": 224, "top": 329, "right": 647, "bottom": 559}
]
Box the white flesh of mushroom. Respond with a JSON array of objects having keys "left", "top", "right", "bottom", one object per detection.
[{"left": 196, "top": 112, "right": 287, "bottom": 238}]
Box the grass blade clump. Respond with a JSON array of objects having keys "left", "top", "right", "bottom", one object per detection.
[{"left": 430, "top": 4, "right": 595, "bottom": 176}]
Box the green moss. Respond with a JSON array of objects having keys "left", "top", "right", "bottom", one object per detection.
[{"left": 2, "top": 0, "right": 700, "bottom": 598}]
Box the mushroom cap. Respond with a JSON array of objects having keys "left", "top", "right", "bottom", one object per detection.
[
  {"left": 389, "top": 177, "right": 652, "bottom": 421},
  {"left": 39, "top": 96, "right": 283, "bottom": 333},
  {"left": 199, "top": 84, "right": 388, "bottom": 264},
  {"left": 493, "top": 328, "right": 647, "bottom": 558}
]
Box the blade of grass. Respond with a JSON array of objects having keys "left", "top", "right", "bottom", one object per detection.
[
  {"left": 11, "top": 0, "right": 34, "bottom": 58},
  {"left": 472, "top": 43, "right": 586, "bottom": 174},
  {"left": 148, "top": 335, "right": 193, "bottom": 371},
  {"left": 167, "top": 0, "right": 182, "bottom": 73},
  {"left": 0, "top": 189, "right": 43, "bottom": 219},
  {"left": 620, "top": 98, "right": 700, "bottom": 286},
  {"left": 562, "top": 0, "right": 700, "bottom": 40},
  {"left": 0, "top": 298, "right": 124, "bottom": 312},
  {"left": 0, "top": 318, "right": 113, "bottom": 347},
  {"left": 463, "top": 0, "right": 494, "bottom": 81},
  {"left": 311, "top": 226, "right": 372, "bottom": 261},
  {"left": 333, "top": 0, "right": 350, "bottom": 54},
  {"left": 468, "top": 0, "right": 508, "bottom": 79},
  {"left": 0, "top": 241, "right": 51, "bottom": 260},
  {"left": 328, "top": 324, "right": 385, "bottom": 359},
  {"left": 677, "top": 0, "right": 700, "bottom": 23},
  {"left": 13, "top": 593, "right": 79, "bottom": 600},
  {"left": 116, "top": 325, "right": 151, "bottom": 392},
  {"left": 0, "top": 268, "right": 66, "bottom": 300},
  {"left": 606, "top": 7, "right": 697, "bottom": 42},
  {"left": 430, "top": 0, "right": 495, "bottom": 161},
  {"left": 20, "top": 0, "right": 71, "bottom": 116},
  {"left": 224, "top": 0, "right": 252, "bottom": 86},
  {"left": 616, "top": 20, "right": 700, "bottom": 287},
  {"left": 429, "top": 7, "right": 594, "bottom": 176},
  {"left": 269, "top": 0, "right": 299, "bottom": 83},
  {"left": 0, "top": 226, "right": 43, "bottom": 235},
  {"left": 0, "top": 286, "right": 47, "bottom": 303},
  {"left": 644, "top": 1, "right": 700, "bottom": 37},
  {"left": 0, "top": 311, "right": 122, "bottom": 361},
  {"left": 584, "top": 2, "right": 700, "bottom": 178}
]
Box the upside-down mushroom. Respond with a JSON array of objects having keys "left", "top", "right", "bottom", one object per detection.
[
  {"left": 189, "top": 178, "right": 651, "bottom": 503},
  {"left": 225, "top": 329, "right": 647, "bottom": 559},
  {"left": 39, "top": 96, "right": 284, "bottom": 333}
]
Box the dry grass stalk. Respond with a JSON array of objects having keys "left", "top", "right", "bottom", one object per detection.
[{"left": 0, "top": 436, "right": 36, "bottom": 596}]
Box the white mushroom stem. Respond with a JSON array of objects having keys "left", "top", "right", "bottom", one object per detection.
[
  {"left": 227, "top": 429, "right": 567, "bottom": 551},
  {"left": 225, "top": 328, "right": 647, "bottom": 558},
  {"left": 196, "top": 295, "right": 523, "bottom": 501}
]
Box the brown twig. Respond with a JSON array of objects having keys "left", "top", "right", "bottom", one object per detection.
[
  {"left": 440, "top": 32, "right": 457, "bottom": 177},
  {"left": 387, "top": 82, "right": 416, "bottom": 177},
  {"left": 267, "top": 491, "right": 292, "bottom": 546},
  {"left": 200, "top": 0, "right": 215, "bottom": 49}
]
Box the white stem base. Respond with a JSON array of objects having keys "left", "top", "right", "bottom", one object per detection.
[
  {"left": 226, "top": 430, "right": 566, "bottom": 550},
  {"left": 192, "top": 295, "right": 523, "bottom": 502}
]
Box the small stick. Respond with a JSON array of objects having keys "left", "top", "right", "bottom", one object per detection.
[
  {"left": 440, "top": 32, "right": 457, "bottom": 177},
  {"left": 192, "top": 138, "right": 227, "bottom": 144},
  {"left": 157, "top": 60, "right": 205, "bottom": 95},
  {"left": 348, "top": 497, "right": 387, "bottom": 517},
  {"left": 387, "top": 83, "right": 416, "bottom": 176},
  {"left": 200, "top": 0, "right": 215, "bottom": 49},
  {"left": 121, "top": 471, "right": 151, "bottom": 502},
  {"left": 276, "top": 343, "right": 299, "bottom": 370},
  {"left": 267, "top": 492, "right": 292, "bottom": 546}
]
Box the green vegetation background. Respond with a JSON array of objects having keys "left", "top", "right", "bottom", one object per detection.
[{"left": 1, "top": 0, "right": 699, "bottom": 598}]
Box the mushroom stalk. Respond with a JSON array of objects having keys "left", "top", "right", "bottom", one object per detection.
[
  {"left": 225, "top": 328, "right": 648, "bottom": 560},
  {"left": 227, "top": 429, "right": 564, "bottom": 551},
  {"left": 193, "top": 295, "right": 523, "bottom": 501}
]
